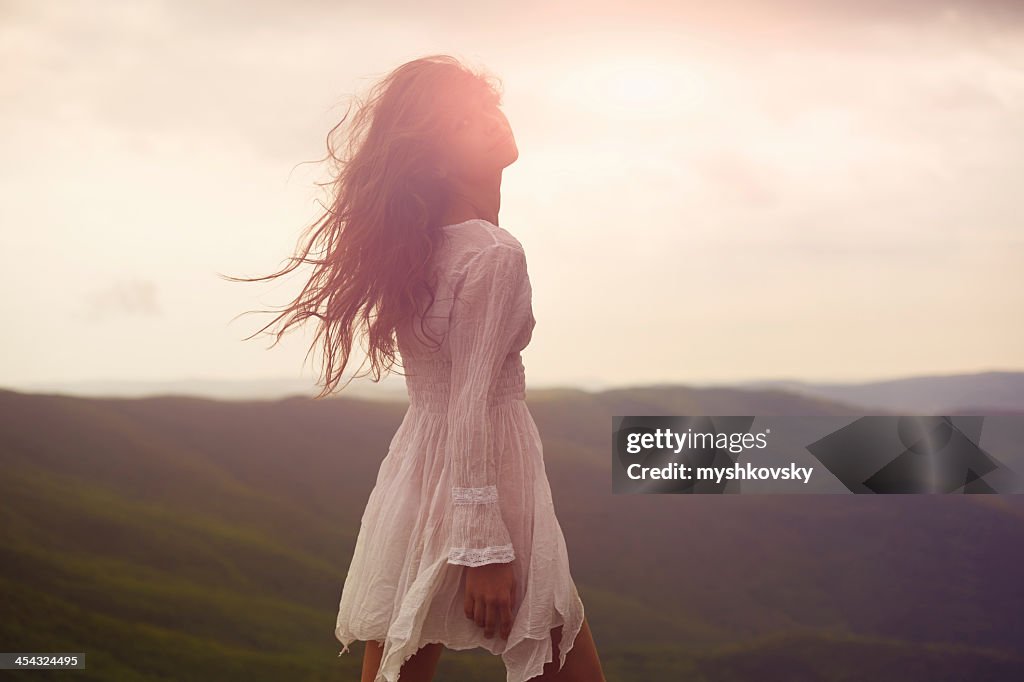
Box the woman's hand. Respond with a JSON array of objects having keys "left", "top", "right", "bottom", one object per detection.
[{"left": 464, "top": 561, "right": 517, "bottom": 639}]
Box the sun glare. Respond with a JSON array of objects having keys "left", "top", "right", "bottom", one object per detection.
[
  {"left": 608, "top": 67, "right": 671, "bottom": 106},
  {"left": 548, "top": 53, "right": 703, "bottom": 120}
]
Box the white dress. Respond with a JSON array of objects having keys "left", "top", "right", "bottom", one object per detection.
[{"left": 334, "top": 218, "right": 586, "bottom": 682}]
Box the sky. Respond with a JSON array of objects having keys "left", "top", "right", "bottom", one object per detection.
[{"left": 1, "top": 0, "right": 1022, "bottom": 394}]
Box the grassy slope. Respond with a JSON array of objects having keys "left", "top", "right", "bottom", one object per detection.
[{"left": 1, "top": 387, "right": 1023, "bottom": 680}]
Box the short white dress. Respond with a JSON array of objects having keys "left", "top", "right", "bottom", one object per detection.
[{"left": 334, "top": 218, "right": 585, "bottom": 682}]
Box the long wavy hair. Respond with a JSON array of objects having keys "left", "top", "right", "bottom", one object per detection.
[{"left": 219, "top": 55, "right": 504, "bottom": 400}]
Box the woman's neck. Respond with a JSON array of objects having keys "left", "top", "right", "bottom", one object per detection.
[{"left": 440, "top": 173, "right": 502, "bottom": 226}]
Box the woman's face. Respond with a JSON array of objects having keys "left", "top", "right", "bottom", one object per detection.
[{"left": 440, "top": 91, "right": 518, "bottom": 179}]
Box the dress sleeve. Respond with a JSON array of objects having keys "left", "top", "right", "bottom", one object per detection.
[{"left": 445, "top": 242, "right": 527, "bottom": 567}]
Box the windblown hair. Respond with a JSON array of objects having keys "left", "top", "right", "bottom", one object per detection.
[{"left": 220, "top": 55, "right": 503, "bottom": 400}]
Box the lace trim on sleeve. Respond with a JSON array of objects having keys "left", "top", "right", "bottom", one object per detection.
[{"left": 448, "top": 543, "right": 515, "bottom": 567}]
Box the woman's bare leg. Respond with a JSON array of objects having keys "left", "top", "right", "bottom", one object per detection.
[
  {"left": 361, "top": 639, "right": 444, "bottom": 682},
  {"left": 535, "top": 616, "right": 607, "bottom": 681}
]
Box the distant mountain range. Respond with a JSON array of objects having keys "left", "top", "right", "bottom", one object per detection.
[
  {"left": 734, "top": 369, "right": 1024, "bottom": 414},
  {"left": 8, "top": 369, "right": 1024, "bottom": 413},
  {"left": 1, "top": 377, "right": 1023, "bottom": 680}
]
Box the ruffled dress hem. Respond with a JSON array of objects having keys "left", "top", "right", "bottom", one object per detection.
[{"left": 336, "top": 602, "right": 583, "bottom": 682}]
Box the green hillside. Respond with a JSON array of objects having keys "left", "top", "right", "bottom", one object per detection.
[{"left": 1, "top": 386, "right": 1022, "bottom": 680}]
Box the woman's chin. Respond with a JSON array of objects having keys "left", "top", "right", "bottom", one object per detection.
[{"left": 502, "top": 144, "right": 519, "bottom": 167}]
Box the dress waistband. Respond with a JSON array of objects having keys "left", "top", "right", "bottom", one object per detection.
[{"left": 405, "top": 354, "right": 526, "bottom": 413}]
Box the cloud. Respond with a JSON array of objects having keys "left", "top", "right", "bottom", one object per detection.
[{"left": 82, "top": 279, "right": 162, "bottom": 322}]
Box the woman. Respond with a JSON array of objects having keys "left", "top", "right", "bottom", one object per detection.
[{"left": 227, "top": 54, "right": 606, "bottom": 682}]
